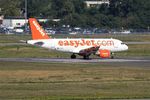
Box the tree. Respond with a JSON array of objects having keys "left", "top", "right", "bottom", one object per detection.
[
  {"left": 27, "top": 0, "right": 52, "bottom": 18},
  {"left": 0, "top": 0, "right": 150, "bottom": 29},
  {"left": 51, "top": 0, "right": 75, "bottom": 18},
  {"left": 72, "top": 0, "right": 85, "bottom": 14},
  {"left": 0, "top": 0, "right": 22, "bottom": 16}
]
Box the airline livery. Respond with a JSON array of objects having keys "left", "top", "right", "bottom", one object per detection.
[{"left": 27, "top": 18, "right": 128, "bottom": 59}]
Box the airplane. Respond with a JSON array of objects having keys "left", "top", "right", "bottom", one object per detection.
[{"left": 26, "top": 18, "right": 128, "bottom": 59}]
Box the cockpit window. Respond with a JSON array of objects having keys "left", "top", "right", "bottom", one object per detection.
[{"left": 121, "top": 43, "right": 125, "bottom": 45}]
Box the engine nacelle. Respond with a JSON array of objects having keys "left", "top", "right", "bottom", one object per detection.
[{"left": 96, "top": 50, "right": 111, "bottom": 58}]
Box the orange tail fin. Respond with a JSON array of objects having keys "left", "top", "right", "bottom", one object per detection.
[{"left": 29, "top": 18, "right": 50, "bottom": 40}]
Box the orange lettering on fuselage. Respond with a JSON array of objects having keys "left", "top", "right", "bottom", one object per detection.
[{"left": 57, "top": 40, "right": 114, "bottom": 48}]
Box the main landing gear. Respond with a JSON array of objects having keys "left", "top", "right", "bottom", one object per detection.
[
  {"left": 83, "top": 55, "right": 90, "bottom": 59},
  {"left": 71, "top": 54, "right": 90, "bottom": 59},
  {"left": 71, "top": 54, "right": 113, "bottom": 59},
  {"left": 111, "top": 52, "right": 114, "bottom": 59},
  {"left": 71, "top": 54, "right": 76, "bottom": 59}
]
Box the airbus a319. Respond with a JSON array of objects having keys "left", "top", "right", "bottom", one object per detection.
[{"left": 27, "top": 18, "right": 128, "bottom": 59}]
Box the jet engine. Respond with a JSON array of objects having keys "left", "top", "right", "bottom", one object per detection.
[{"left": 96, "top": 50, "right": 111, "bottom": 58}]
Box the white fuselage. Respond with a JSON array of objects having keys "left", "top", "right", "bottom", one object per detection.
[{"left": 27, "top": 38, "right": 128, "bottom": 54}]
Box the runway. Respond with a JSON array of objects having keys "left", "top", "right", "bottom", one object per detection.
[{"left": 0, "top": 58, "right": 149, "bottom": 63}]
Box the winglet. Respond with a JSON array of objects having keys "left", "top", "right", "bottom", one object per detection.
[{"left": 29, "top": 18, "right": 50, "bottom": 40}]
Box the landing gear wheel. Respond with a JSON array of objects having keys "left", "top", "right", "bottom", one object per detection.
[
  {"left": 71, "top": 54, "right": 76, "bottom": 59},
  {"left": 111, "top": 52, "right": 114, "bottom": 59},
  {"left": 111, "top": 56, "right": 114, "bottom": 59},
  {"left": 83, "top": 55, "right": 89, "bottom": 59}
]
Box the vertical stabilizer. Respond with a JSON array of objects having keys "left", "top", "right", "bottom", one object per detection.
[{"left": 29, "top": 18, "right": 50, "bottom": 40}]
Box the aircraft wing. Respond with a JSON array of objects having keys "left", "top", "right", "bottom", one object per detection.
[{"left": 77, "top": 46, "right": 100, "bottom": 56}]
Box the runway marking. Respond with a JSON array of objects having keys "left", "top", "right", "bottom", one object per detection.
[{"left": 0, "top": 58, "right": 149, "bottom": 63}]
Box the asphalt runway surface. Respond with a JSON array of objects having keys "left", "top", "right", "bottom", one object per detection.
[{"left": 0, "top": 58, "right": 150, "bottom": 63}]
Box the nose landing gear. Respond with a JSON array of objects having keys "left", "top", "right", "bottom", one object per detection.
[
  {"left": 83, "top": 55, "right": 90, "bottom": 59},
  {"left": 71, "top": 54, "right": 76, "bottom": 59},
  {"left": 111, "top": 52, "right": 114, "bottom": 59}
]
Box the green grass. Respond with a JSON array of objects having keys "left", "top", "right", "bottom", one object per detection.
[
  {"left": 0, "top": 34, "right": 150, "bottom": 43},
  {"left": 0, "top": 34, "right": 150, "bottom": 99},
  {"left": 0, "top": 44, "right": 150, "bottom": 58},
  {"left": 0, "top": 45, "right": 71, "bottom": 58},
  {"left": 0, "top": 62, "right": 150, "bottom": 99},
  {"left": 0, "top": 34, "right": 150, "bottom": 58},
  {"left": 0, "top": 34, "right": 31, "bottom": 43}
]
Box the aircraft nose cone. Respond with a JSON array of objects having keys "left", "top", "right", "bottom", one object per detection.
[{"left": 125, "top": 45, "right": 128, "bottom": 50}]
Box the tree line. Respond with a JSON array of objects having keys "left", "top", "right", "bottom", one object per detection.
[{"left": 0, "top": 0, "right": 150, "bottom": 29}]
